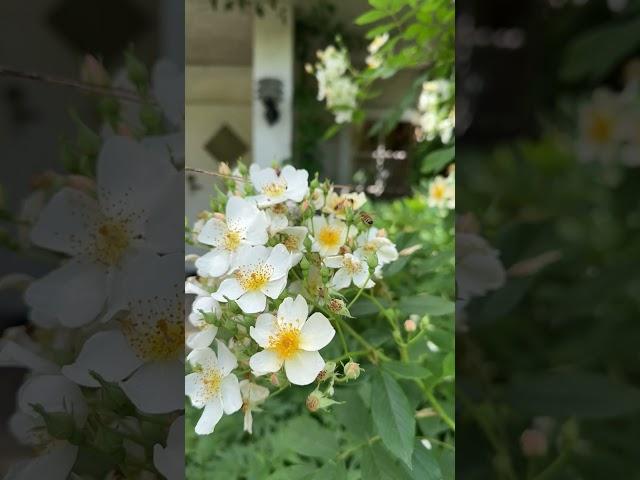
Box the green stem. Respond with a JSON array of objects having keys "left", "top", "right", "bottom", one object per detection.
[
  {"left": 532, "top": 452, "right": 569, "bottom": 480},
  {"left": 347, "top": 274, "right": 371, "bottom": 309},
  {"left": 424, "top": 387, "right": 455, "bottom": 431},
  {"left": 337, "top": 435, "right": 381, "bottom": 460},
  {"left": 333, "top": 316, "right": 349, "bottom": 356},
  {"left": 336, "top": 316, "right": 389, "bottom": 361}
]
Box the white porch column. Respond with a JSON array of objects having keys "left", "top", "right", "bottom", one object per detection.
[{"left": 251, "top": 1, "right": 294, "bottom": 166}]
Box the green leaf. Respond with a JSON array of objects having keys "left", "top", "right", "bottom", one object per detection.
[
  {"left": 561, "top": 17, "right": 640, "bottom": 83},
  {"left": 383, "top": 360, "right": 430, "bottom": 379},
  {"left": 360, "top": 443, "right": 412, "bottom": 480},
  {"left": 356, "top": 9, "right": 388, "bottom": 25},
  {"left": 334, "top": 388, "right": 373, "bottom": 440},
  {"left": 399, "top": 294, "right": 454, "bottom": 316},
  {"left": 313, "top": 461, "right": 347, "bottom": 480},
  {"left": 277, "top": 416, "right": 339, "bottom": 458},
  {"left": 409, "top": 441, "right": 442, "bottom": 480},
  {"left": 508, "top": 372, "right": 640, "bottom": 419},
  {"left": 421, "top": 147, "right": 455, "bottom": 174},
  {"left": 266, "top": 464, "right": 316, "bottom": 480},
  {"left": 371, "top": 370, "right": 416, "bottom": 467}
]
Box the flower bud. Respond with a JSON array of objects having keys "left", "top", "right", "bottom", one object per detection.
[
  {"left": 339, "top": 245, "right": 352, "bottom": 255},
  {"left": 306, "top": 392, "right": 321, "bottom": 412},
  {"left": 218, "top": 162, "right": 231, "bottom": 176},
  {"left": 213, "top": 212, "right": 226, "bottom": 221},
  {"left": 270, "top": 373, "right": 280, "bottom": 387},
  {"left": 404, "top": 318, "right": 417, "bottom": 332},
  {"left": 316, "top": 361, "right": 336, "bottom": 382},
  {"left": 520, "top": 429, "right": 548, "bottom": 458},
  {"left": 366, "top": 253, "right": 378, "bottom": 269},
  {"left": 80, "top": 55, "right": 110, "bottom": 87},
  {"left": 344, "top": 361, "right": 361, "bottom": 380},
  {"left": 328, "top": 298, "right": 346, "bottom": 314}
]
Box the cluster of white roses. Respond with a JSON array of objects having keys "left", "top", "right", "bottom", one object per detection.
[
  {"left": 414, "top": 79, "right": 455, "bottom": 144},
  {"left": 577, "top": 86, "right": 640, "bottom": 166},
  {"left": 185, "top": 163, "right": 400, "bottom": 435},
  {"left": 308, "top": 45, "right": 359, "bottom": 124}
]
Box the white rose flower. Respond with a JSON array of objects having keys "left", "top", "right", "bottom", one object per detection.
[
  {"left": 427, "top": 175, "right": 455, "bottom": 209},
  {"left": 24, "top": 136, "right": 180, "bottom": 327},
  {"left": 249, "top": 164, "right": 309, "bottom": 207},
  {"left": 216, "top": 244, "right": 291, "bottom": 314},
  {"left": 279, "top": 226, "right": 308, "bottom": 266},
  {"left": 185, "top": 341, "right": 242, "bottom": 435},
  {"left": 239, "top": 380, "right": 270, "bottom": 434},
  {"left": 325, "top": 252, "right": 374, "bottom": 290},
  {"left": 310, "top": 215, "right": 348, "bottom": 256},
  {"left": 355, "top": 227, "right": 399, "bottom": 266},
  {"left": 249, "top": 295, "right": 335, "bottom": 385},
  {"left": 195, "top": 196, "right": 269, "bottom": 277},
  {"left": 186, "top": 290, "right": 221, "bottom": 350}
]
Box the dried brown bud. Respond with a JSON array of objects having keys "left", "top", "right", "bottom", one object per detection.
[
  {"left": 339, "top": 245, "right": 352, "bottom": 255},
  {"left": 344, "top": 361, "right": 361, "bottom": 380},
  {"left": 520, "top": 429, "right": 548, "bottom": 458},
  {"left": 328, "top": 298, "right": 346, "bottom": 314}
]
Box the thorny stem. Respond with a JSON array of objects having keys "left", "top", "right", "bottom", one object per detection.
[{"left": 0, "top": 65, "right": 151, "bottom": 104}]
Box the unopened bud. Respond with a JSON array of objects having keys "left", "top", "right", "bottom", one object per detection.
[
  {"left": 366, "top": 253, "right": 378, "bottom": 269},
  {"left": 404, "top": 318, "right": 417, "bottom": 332},
  {"left": 213, "top": 212, "right": 225, "bottom": 221},
  {"left": 344, "top": 361, "right": 361, "bottom": 380},
  {"left": 328, "top": 298, "right": 346, "bottom": 314},
  {"left": 270, "top": 373, "right": 280, "bottom": 387},
  {"left": 304, "top": 63, "right": 314, "bottom": 74},
  {"left": 316, "top": 361, "right": 336, "bottom": 382},
  {"left": 339, "top": 245, "right": 351, "bottom": 255},
  {"left": 306, "top": 392, "right": 321, "bottom": 412},
  {"left": 80, "top": 55, "right": 110, "bottom": 87},
  {"left": 218, "top": 162, "right": 231, "bottom": 176},
  {"left": 520, "top": 429, "right": 548, "bottom": 458}
]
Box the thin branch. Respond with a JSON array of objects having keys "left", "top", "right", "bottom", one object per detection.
[{"left": 0, "top": 66, "right": 152, "bottom": 104}]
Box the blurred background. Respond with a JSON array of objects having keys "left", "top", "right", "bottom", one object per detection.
[{"left": 0, "top": 0, "right": 181, "bottom": 473}]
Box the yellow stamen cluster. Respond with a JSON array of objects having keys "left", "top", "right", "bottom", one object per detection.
[
  {"left": 235, "top": 264, "right": 273, "bottom": 291},
  {"left": 263, "top": 182, "right": 287, "bottom": 198},
  {"left": 343, "top": 256, "right": 362, "bottom": 274},
  {"left": 269, "top": 325, "right": 301, "bottom": 360},
  {"left": 432, "top": 184, "right": 446, "bottom": 200},
  {"left": 121, "top": 317, "right": 184, "bottom": 361},
  {"left": 95, "top": 221, "right": 130, "bottom": 266},
  {"left": 223, "top": 229, "right": 242, "bottom": 251},
  {"left": 283, "top": 234, "right": 299, "bottom": 252},
  {"left": 202, "top": 369, "right": 223, "bottom": 398},
  {"left": 318, "top": 226, "right": 341, "bottom": 249}
]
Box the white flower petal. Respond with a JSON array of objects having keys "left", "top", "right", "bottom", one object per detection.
[
  {"left": 226, "top": 196, "right": 258, "bottom": 231},
  {"left": 250, "top": 314, "right": 277, "bottom": 348},
  {"left": 121, "top": 360, "right": 184, "bottom": 413},
  {"left": 18, "top": 374, "right": 88, "bottom": 426},
  {"left": 217, "top": 278, "right": 244, "bottom": 300},
  {"left": 189, "top": 296, "right": 220, "bottom": 326},
  {"left": 284, "top": 350, "right": 325, "bottom": 385},
  {"left": 24, "top": 259, "right": 107, "bottom": 327},
  {"left": 153, "top": 415, "right": 185, "bottom": 480},
  {"left": 186, "top": 325, "right": 218, "bottom": 350},
  {"left": 378, "top": 244, "right": 399, "bottom": 264},
  {"left": 330, "top": 268, "right": 352, "bottom": 290},
  {"left": 277, "top": 295, "right": 308, "bottom": 328},
  {"left": 195, "top": 249, "right": 231, "bottom": 277},
  {"left": 0, "top": 340, "right": 57, "bottom": 373},
  {"left": 244, "top": 212, "right": 270, "bottom": 245},
  {"left": 197, "top": 218, "right": 226, "bottom": 247},
  {"left": 216, "top": 340, "right": 237, "bottom": 376},
  {"left": 324, "top": 255, "right": 344, "bottom": 269},
  {"left": 236, "top": 291, "right": 267, "bottom": 313},
  {"left": 187, "top": 347, "right": 218, "bottom": 370},
  {"left": 267, "top": 244, "right": 291, "bottom": 278},
  {"left": 195, "top": 397, "right": 224, "bottom": 435},
  {"left": 261, "top": 276, "right": 287, "bottom": 300},
  {"left": 249, "top": 350, "right": 283, "bottom": 374},
  {"left": 299, "top": 312, "right": 335, "bottom": 351},
  {"left": 29, "top": 188, "right": 100, "bottom": 255},
  {"left": 220, "top": 374, "right": 242, "bottom": 414},
  {"left": 353, "top": 269, "right": 372, "bottom": 288},
  {"left": 4, "top": 444, "right": 78, "bottom": 480},
  {"left": 62, "top": 330, "right": 143, "bottom": 386},
  {"left": 185, "top": 372, "right": 206, "bottom": 408}
]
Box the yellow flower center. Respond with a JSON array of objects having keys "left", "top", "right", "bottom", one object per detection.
[
  {"left": 283, "top": 234, "right": 299, "bottom": 252},
  {"left": 363, "top": 241, "right": 377, "bottom": 253},
  {"left": 202, "top": 369, "right": 223, "bottom": 397},
  {"left": 432, "top": 184, "right": 446, "bottom": 200},
  {"left": 588, "top": 114, "right": 612, "bottom": 144},
  {"left": 121, "top": 315, "right": 184, "bottom": 362},
  {"left": 318, "top": 226, "right": 341, "bottom": 249},
  {"left": 223, "top": 229, "right": 242, "bottom": 251},
  {"left": 235, "top": 264, "right": 273, "bottom": 291},
  {"left": 263, "top": 182, "right": 287, "bottom": 198},
  {"left": 269, "top": 325, "right": 301, "bottom": 360},
  {"left": 95, "top": 221, "right": 130, "bottom": 266},
  {"left": 343, "top": 256, "right": 362, "bottom": 274}
]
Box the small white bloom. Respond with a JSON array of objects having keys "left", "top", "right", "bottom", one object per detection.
[
  {"left": 279, "top": 226, "right": 308, "bottom": 266},
  {"left": 325, "top": 252, "right": 374, "bottom": 290},
  {"left": 239, "top": 380, "right": 270, "bottom": 434},
  {"left": 186, "top": 286, "right": 221, "bottom": 350},
  {"left": 577, "top": 88, "right": 623, "bottom": 164},
  {"left": 310, "top": 216, "right": 348, "bottom": 256},
  {"left": 323, "top": 190, "right": 367, "bottom": 218},
  {"left": 249, "top": 164, "right": 309, "bottom": 206},
  {"left": 368, "top": 33, "right": 389, "bottom": 55},
  {"left": 249, "top": 295, "right": 335, "bottom": 385},
  {"left": 216, "top": 244, "right": 291, "bottom": 314},
  {"left": 427, "top": 175, "right": 455, "bottom": 209},
  {"left": 185, "top": 341, "right": 242, "bottom": 435},
  {"left": 265, "top": 207, "right": 289, "bottom": 235},
  {"left": 355, "top": 227, "right": 399, "bottom": 266},
  {"left": 310, "top": 187, "right": 325, "bottom": 210},
  {"left": 195, "top": 196, "right": 269, "bottom": 277}
]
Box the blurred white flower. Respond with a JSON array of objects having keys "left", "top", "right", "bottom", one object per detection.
[
  {"left": 185, "top": 341, "right": 242, "bottom": 435},
  {"left": 239, "top": 380, "right": 270, "bottom": 434},
  {"left": 249, "top": 295, "right": 335, "bottom": 385},
  {"left": 577, "top": 88, "right": 624, "bottom": 163},
  {"left": 427, "top": 175, "right": 455, "bottom": 210},
  {"left": 195, "top": 196, "right": 269, "bottom": 277},
  {"left": 355, "top": 227, "right": 399, "bottom": 266},
  {"left": 279, "top": 226, "right": 308, "bottom": 265}
]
